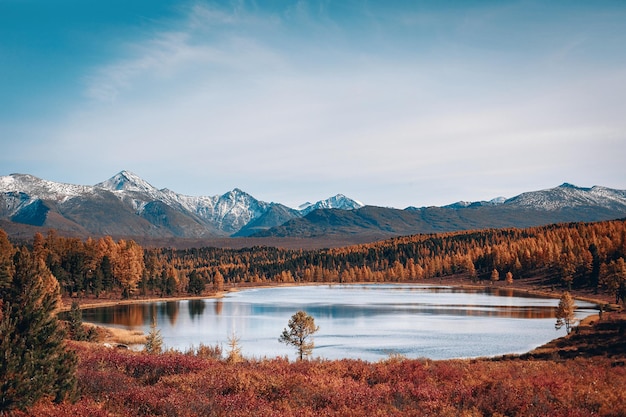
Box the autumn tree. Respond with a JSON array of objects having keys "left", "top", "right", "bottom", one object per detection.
[
  {"left": 490, "top": 268, "right": 500, "bottom": 284},
  {"left": 213, "top": 270, "right": 224, "bottom": 292},
  {"left": 279, "top": 311, "right": 319, "bottom": 360},
  {"left": 600, "top": 258, "right": 626, "bottom": 304},
  {"left": 0, "top": 248, "right": 77, "bottom": 411},
  {"left": 113, "top": 240, "right": 144, "bottom": 299},
  {"left": 145, "top": 316, "right": 163, "bottom": 354},
  {"left": 555, "top": 291, "right": 577, "bottom": 334},
  {"left": 226, "top": 332, "right": 242, "bottom": 363}
]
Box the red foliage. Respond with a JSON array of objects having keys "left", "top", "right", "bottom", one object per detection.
[{"left": 17, "top": 344, "right": 626, "bottom": 417}]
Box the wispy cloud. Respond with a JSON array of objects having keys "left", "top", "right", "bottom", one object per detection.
[{"left": 9, "top": 1, "right": 626, "bottom": 207}]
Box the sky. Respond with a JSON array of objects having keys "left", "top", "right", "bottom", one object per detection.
[{"left": 2, "top": 0, "right": 626, "bottom": 209}]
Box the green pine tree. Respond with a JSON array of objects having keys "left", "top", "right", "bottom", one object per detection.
[
  {"left": 0, "top": 248, "right": 77, "bottom": 411},
  {"left": 68, "top": 300, "right": 88, "bottom": 341}
]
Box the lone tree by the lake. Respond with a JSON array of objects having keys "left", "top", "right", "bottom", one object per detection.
[
  {"left": 555, "top": 291, "right": 577, "bottom": 334},
  {"left": 279, "top": 310, "right": 319, "bottom": 360}
]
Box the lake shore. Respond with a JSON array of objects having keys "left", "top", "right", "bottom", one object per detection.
[
  {"left": 61, "top": 274, "right": 616, "bottom": 313},
  {"left": 62, "top": 277, "right": 623, "bottom": 359}
]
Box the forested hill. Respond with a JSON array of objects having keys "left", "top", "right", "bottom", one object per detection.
[{"left": 3, "top": 219, "right": 625, "bottom": 304}]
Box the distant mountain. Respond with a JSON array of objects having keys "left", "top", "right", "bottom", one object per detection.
[
  {"left": 1, "top": 173, "right": 625, "bottom": 243},
  {"left": 299, "top": 194, "right": 364, "bottom": 215},
  {"left": 504, "top": 183, "right": 626, "bottom": 211},
  {"left": 443, "top": 196, "right": 506, "bottom": 209},
  {"left": 253, "top": 183, "right": 626, "bottom": 239},
  {"left": 0, "top": 171, "right": 362, "bottom": 239}
]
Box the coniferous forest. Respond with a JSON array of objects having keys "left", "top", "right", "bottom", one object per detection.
[
  {"left": 12, "top": 219, "right": 626, "bottom": 303},
  {"left": 1, "top": 220, "right": 626, "bottom": 415}
]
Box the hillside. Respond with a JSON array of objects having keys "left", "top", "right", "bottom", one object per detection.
[
  {"left": 2, "top": 172, "right": 626, "bottom": 246},
  {"left": 255, "top": 185, "right": 626, "bottom": 239}
]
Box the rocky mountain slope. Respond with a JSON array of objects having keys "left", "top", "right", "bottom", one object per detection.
[
  {"left": 1, "top": 172, "right": 625, "bottom": 242},
  {"left": 0, "top": 171, "right": 363, "bottom": 238},
  {"left": 253, "top": 183, "right": 626, "bottom": 238}
]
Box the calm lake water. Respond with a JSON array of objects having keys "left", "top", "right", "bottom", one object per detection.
[{"left": 79, "top": 285, "right": 597, "bottom": 361}]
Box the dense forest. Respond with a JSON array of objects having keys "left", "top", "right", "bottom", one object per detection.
[{"left": 6, "top": 219, "right": 626, "bottom": 304}]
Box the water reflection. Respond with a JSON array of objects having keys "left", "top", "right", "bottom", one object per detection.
[
  {"left": 77, "top": 285, "right": 597, "bottom": 361},
  {"left": 189, "top": 299, "right": 206, "bottom": 320}
]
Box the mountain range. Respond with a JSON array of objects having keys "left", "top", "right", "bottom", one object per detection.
[{"left": 1, "top": 171, "right": 626, "bottom": 246}]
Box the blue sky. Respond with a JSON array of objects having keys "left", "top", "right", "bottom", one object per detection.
[{"left": 2, "top": 0, "right": 626, "bottom": 209}]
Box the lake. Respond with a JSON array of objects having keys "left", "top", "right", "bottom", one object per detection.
[{"left": 79, "top": 284, "right": 597, "bottom": 361}]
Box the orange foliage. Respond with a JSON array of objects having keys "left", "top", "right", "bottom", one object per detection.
[{"left": 5, "top": 219, "right": 626, "bottom": 301}]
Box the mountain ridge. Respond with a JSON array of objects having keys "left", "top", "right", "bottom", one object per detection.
[
  {"left": 0, "top": 171, "right": 364, "bottom": 239},
  {"left": 1, "top": 171, "right": 625, "bottom": 244}
]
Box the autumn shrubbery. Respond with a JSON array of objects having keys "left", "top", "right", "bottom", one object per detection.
[{"left": 13, "top": 343, "right": 626, "bottom": 417}]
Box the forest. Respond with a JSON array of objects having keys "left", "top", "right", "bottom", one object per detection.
[
  {"left": 13, "top": 219, "right": 626, "bottom": 304},
  {"left": 1, "top": 220, "right": 626, "bottom": 415}
]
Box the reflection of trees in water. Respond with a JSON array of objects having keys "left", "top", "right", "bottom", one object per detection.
[
  {"left": 148, "top": 304, "right": 157, "bottom": 324},
  {"left": 302, "top": 304, "right": 562, "bottom": 320},
  {"left": 81, "top": 304, "right": 147, "bottom": 327},
  {"left": 160, "top": 301, "right": 180, "bottom": 326},
  {"left": 214, "top": 300, "right": 223, "bottom": 315},
  {"left": 189, "top": 299, "right": 206, "bottom": 319},
  {"left": 80, "top": 288, "right": 597, "bottom": 331}
]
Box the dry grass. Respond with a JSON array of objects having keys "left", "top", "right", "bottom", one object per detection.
[{"left": 83, "top": 323, "right": 146, "bottom": 346}]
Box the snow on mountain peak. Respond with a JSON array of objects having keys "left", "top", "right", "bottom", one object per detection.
[
  {"left": 299, "top": 194, "right": 364, "bottom": 215},
  {"left": 96, "top": 170, "right": 158, "bottom": 194},
  {"left": 505, "top": 183, "right": 626, "bottom": 210},
  {"left": 0, "top": 173, "right": 91, "bottom": 201}
]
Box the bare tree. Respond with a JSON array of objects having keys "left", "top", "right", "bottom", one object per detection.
[{"left": 279, "top": 311, "right": 319, "bottom": 360}]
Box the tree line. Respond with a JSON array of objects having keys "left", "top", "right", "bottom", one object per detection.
[{"left": 3, "top": 219, "right": 626, "bottom": 303}]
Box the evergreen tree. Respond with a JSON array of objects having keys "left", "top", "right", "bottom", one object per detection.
[
  {"left": 0, "top": 229, "right": 14, "bottom": 293},
  {"left": 67, "top": 300, "right": 88, "bottom": 341},
  {"left": 0, "top": 249, "right": 77, "bottom": 411},
  {"left": 187, "top": 270, "right": 205, "bottom": 295}
]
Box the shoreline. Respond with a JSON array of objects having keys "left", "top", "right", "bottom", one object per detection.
[
  {"left": 63, "top": 279, "right": 621, "bottom": 358},
  {"left": 62, "top": 277, "right": 613, "bottom": 312}
]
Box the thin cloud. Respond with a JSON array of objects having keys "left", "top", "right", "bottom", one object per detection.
[{"left": 3, "top": 1, "right": 625, "bottom": 208}]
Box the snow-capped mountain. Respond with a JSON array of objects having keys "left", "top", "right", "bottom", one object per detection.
[
  {"left": 0, "top": 171, "right": 362, "bottom": 238},
  {"left": 1, "top": 172, "right": 625, "bottom": 241},
  {"left": 256, "top": 183, "right": 626, "bottom": 239},
  {"left": 299, "top": 194, "right": 364, "bottom": 215},
  {"left": 0, "top": 173, "right": 94, "bottom": 202},
  {"left": 505, "top": 183, "right": 626, "bottom": 211},
  {"left": 444, "top": 197, "right": 506, "bottom": 209}
]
